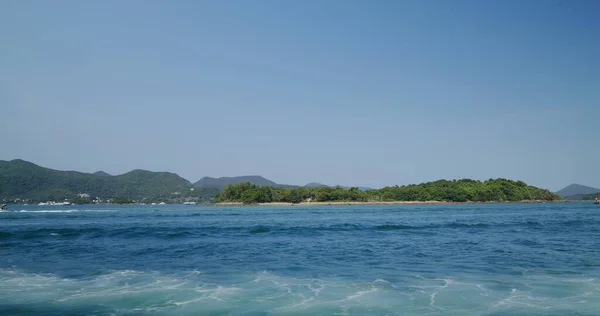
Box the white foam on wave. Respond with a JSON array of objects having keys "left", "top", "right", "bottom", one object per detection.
[
  {"left": 1, "top": 269, "right": 600, "bottom": 314},
  {"left": 491, "top": 288, "right": 552, "bottom": 311},
  {"left": 16, "top": 209, "right": 117, "bottom": 213}
]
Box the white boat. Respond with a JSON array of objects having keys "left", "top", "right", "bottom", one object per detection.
[
  {"left": 151, "top": 203, "right": 157, "bottom": 206},
  {"left": 38, "top": 202, "right": 48, "bottom": 206},
  {"left": 63, "top": 202, "right": 71, "bottom": 206},
  {"left": 158, "top": 202, "right": 166, "bottom": 205}
]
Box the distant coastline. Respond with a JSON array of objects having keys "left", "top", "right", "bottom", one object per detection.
[
  {"left": 0, "top": 159, "right": 564, "bottom": 205},
  {"left": 216, "top": 200, "right": 570, "bottom": 207}
]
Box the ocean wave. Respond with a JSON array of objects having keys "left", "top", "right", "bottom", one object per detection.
[
  {"left": 374, "top": 224, "right": 416, "bottom": 230},
  {"left": 15, "top": 209, "right": 118, "bottom": 213},
  {"left": 374, "top": 222, "right": 491, "bottom": 231},
  {"left": 0, "top": 268, "right": 598, "bottom": 315},
  {"left": 0, "top": 220, "right": 559, "bottom": 241},
  {"left": 0, "top": 231, "right": 14, "bottom": 239},
  {"left": 250, "top": 226, "right": 271, "bottom": 234},
  {"left": 20, "top": 228, "right": 104, "bottom": 239}
]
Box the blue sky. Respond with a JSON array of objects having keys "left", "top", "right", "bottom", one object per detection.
[{"left": 1, "top": 0, "right": 598, "bottom": 191}]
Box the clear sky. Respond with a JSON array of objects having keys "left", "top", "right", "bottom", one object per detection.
[{"left": 1, "top": 0, "right": 598, "bottom": 191}]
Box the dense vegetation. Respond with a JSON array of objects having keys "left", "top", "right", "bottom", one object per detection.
[
  {"left": 216, "top": 179, "right": 559, "bottom": 204},
  {"left": 0, "top": 159, "right": 218, "bottom": 204},
  {"left": 564, "top": 192, "right": 600, "bottom": 201},
  {"left": 109, "top": 197, "right": 136, "bottom": 204}
]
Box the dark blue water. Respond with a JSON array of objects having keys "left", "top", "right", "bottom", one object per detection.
[{"left": 1, "top": 203, "right": 599, "bottom": 315}]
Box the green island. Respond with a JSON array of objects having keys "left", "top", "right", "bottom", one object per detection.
[
  {"left": 0, "top": 159, "right": 563, "bottom": 205},
  {"left": 216, "top": 179, "right": 559, "bottom": 205}
]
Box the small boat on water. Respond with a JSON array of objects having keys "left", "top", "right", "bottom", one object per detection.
[{"left": 595, "top": 197, "right": 599, "bottom": 205}]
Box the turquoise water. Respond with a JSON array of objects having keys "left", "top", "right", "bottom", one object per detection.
[{"left": 1, "top": 203, "right": 599, "bottom": 315}]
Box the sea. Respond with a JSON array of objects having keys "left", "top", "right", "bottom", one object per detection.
[{"left": 1, "top": 202, "right": 599, "bottom": 315}]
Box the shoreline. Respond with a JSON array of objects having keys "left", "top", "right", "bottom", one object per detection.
[
  {"left": 216, "top": 200, "right": 570, "bottom": 207},
  {"left": 5, "top": 200, "right": 573, "bottom": 207}
]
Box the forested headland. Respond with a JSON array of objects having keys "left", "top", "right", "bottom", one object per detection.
[
  {"left": 0, "top": 159, "right": 217, "bottom": 204},
  {"left": 216, "top": 179, "right": 560, "bottom": 204}
]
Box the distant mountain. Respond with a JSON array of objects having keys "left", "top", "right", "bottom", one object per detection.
[
  {"left": 555, "top": 184, "right": 600, "bottom": 198},
  {"left": 194, "top": 176, "right": 278, "bottom": 188},
  {"left": 304, "top": 182, "right": 372, "bottom": 191},
  {"left": 93, "top": 171, "right": 111, "bottom": 176},
  {"left": 0, "top": 159, "right": 207, "bottom": 203},
  {"left": 305, "top": 182, "right": 328, "bottom": 187}
]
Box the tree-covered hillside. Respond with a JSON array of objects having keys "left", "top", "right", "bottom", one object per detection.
[
  {"left": 194, "top": 175, "right": 278, "bottom": 188},
  {"left": 0, "top": 159, "right": 216, "bottom": 203},
  {"left": 216, "top": 179, "right": 559, "bottom": 204},
  {"left": 564, "top": 192, "right": 600, "bottom": 200},
  {"left": 194, "top": 175, "right": 301, "bottom": 189}
]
